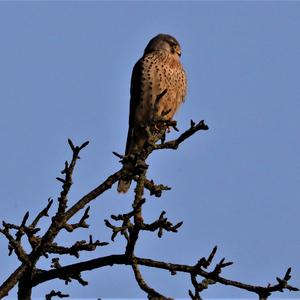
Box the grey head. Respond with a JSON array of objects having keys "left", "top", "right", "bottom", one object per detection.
[{"left": 144, "top": 33, "right": 182, "bottom": 56}]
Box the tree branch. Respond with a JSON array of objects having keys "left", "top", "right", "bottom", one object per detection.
[
  {"left": 132, "top": 258, "right": 171, "bottom": 299},
  {"left": 45, "top": 290, "right": 69, "bottom": 300},
  {"left": 154, "top": 120, "right": 208, "bottom": 150},
  {"left": 1, "top": 118, "right": 298, "bottom": 299},
  {"left": 31, "top": 251, "right": 299, "bottom": 298}
]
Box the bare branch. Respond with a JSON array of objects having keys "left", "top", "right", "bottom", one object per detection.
[
  {"left": 0, "top": 264, "right": 28, "bottom": 298},
  {"left": 197, "top": 246, "right": 218, "bottom": 269},
  {"left": 137, "top": 177, "right": 171, "bottom": 197},
  {"left": 31, "top": 198, "right": 53, "bottom": 228},
  {"left": 64, "top": 169, "right": 123, "bottom": 221},
  {"left": 104, "top": 219, "right": 131, "bottom": 242},
  {"left": 132, "top": 258, "right": 171, "bottom": 299},
  {"left": 189, "top": 273, "right": 203, "bottom": 300},
  {"left": 50, "top": 257, "right": 88, "bottom": 286},
  {"left": 142, "top": 211, "right": 183, "bottom": 238},
  {"left": 125, "top": 168, "right": 147, "bottom": 257},
  {"left": 1, "top": 119, "right": 298, "bottom": 300},
  {"left": 63, "top": 207, "right": 90, "bottom": 232},
  {"left": 112, "top": 151, "right": 124, "bottom": 159},
  {"left": 31, "top": 252, "right": 299, "bottom": 298},
  {"left": 45, "top": 290, "right": 69, "bottom": 300},
  {"left": 46, "top": 235, "right": 108, "bottom": 258},
  {"left": 0, "top": 223, "right": 30, "bottom": 264},
  {"left": 104, "top": 199, "right": 145, "bottom": 241},
  {"left": 57, "top": 139, "right": 86, "bottom": 214},
  {"left": 154, "top": 120, "right": 209, "bottom": 150}
]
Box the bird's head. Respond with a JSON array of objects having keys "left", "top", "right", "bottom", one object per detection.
[{"left": 144, "top": 34, "right": 182, "bottom": 57}]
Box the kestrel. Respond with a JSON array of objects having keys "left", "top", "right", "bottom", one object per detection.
[{"left": 118, "top": 34, "right": 187, "bottom": 193}]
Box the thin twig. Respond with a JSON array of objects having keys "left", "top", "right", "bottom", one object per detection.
[
  {"left": 132, "top": 258, "right": 171, "bottom": 299},
  {"left": 154, "top": 120, "right": 208, "bottom": 150},
  {"left": 45, "top": 290, "right": 69, "bottom": 299}
]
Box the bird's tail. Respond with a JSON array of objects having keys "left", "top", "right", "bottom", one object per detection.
[
  {"left": 117, "top": 178, "right": 132, "bottom": 193},
  {"left": 117, "top": 160, "right": 134, "bottom": 193}
]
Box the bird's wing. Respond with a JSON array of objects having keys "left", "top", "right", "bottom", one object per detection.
[
  {"left": 125, "top": 58, "right": 143, "bottom": 155},
  {"left": 125, "top": 52, "right": 170, "bottom": 155}
]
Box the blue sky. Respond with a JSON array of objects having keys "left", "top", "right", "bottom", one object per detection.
[{"left": 0, "top": 1, "right": 300, "bottom": 299}]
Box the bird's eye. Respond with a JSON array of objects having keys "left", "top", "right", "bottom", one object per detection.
[{"left": 170, "top": 41, "right": 177, "bottom": 47}]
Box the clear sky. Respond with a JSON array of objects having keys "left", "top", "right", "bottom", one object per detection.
[{"left": 0, "top": 1, "right": 300, "bottom": 299}]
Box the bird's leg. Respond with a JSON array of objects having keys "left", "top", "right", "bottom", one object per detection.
[
  {"left": 153, "top": 116, "right": 178, "bottom": 134},
  {"left": 152, "top": 110, "right": 170, "bottom": 133},
  {"left": 164, "top": 119, "right": 179, "bottom": 132}
]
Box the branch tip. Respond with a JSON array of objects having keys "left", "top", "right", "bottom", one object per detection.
[
  {"left": 79, "top": 141, "right": 90, "bottom": 150},
  {"left": 67, "top": 139, "right": 75, "bottom": 151},
  {"left": 112, "top": 151, "right": 124, "bottom": 159},
  {"left": 45, "top": 290, "right": 69, "bottom": 300}
]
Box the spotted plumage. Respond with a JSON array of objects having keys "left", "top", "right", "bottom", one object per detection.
[{"left": 118, "top": 34, "right": 187, "bottom": 193}]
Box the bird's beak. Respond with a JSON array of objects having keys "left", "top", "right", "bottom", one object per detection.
[{"left": 172, "top": 45, "right": 181, "bottom": 56}]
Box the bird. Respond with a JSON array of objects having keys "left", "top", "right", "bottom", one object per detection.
[{"left": 117, "top": 33, "right": 187, "bottom": 193}]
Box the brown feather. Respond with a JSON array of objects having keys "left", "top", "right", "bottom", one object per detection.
[{"left": 118, "top": 34, "right": 187, "bottom": 194}]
